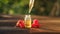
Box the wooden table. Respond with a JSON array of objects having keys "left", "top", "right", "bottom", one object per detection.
[
  {"left": 0, "top": 27, "right": 60, "bottom": 34},
  {"left": 0, "top": 15, "right": 60, "bottom": 34},
  {"left": 0, "top": 27, "right": 29, "bottom": 34}
]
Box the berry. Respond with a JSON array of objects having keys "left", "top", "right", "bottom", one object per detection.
[
  {"left": 31, "top": 19, "right": 40, "bottom": 28},
  {"left": 16, "top": 20, "right": 25, "bottom": 28}
]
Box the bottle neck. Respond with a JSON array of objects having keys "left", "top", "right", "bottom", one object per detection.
[{"left": 25, "top": 15, "right": 31, "bottom": 20}]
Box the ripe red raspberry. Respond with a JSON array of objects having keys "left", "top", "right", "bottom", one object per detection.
[
  {"left": 16, "top": 20, "right": 25, "bottom": 28},
  {"left": 31, "top": 19, "right": 40, "bottom": 28}
]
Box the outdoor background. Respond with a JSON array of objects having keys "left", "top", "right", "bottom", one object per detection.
[{"left": 0, "top": 0, "right": 60, "bottom": 16}]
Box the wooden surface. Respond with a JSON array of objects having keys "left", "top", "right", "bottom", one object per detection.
[
  {"left": 0, "top": 15, "right": 60, "bottom": 34},
  {"left": 0, "top": 27, "right": 60, "bottom": 34},
  {"left": 0, "top": 27, "right": 29, "bottom": 34}
]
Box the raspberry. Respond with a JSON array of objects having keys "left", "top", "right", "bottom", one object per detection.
[
  {"left": 31, "top": 19, "right": 40, "bottom": 28},
  {"left": 16, "top": 20, "right": 25, "bottom": 28}
]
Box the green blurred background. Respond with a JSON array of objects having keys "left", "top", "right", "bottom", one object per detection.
[{"left": 0, "top": 0, "right": 60, "bottom": 16}]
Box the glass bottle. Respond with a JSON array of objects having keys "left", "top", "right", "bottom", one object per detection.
[{"left": 24, "top": 15, "right": 31, "bottom": 28}]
